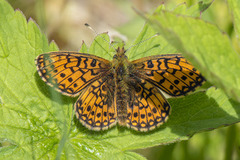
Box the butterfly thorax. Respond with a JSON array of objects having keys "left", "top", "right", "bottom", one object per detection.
[{"left": 112, "top": 47, "right": 132, "bottom": 126}]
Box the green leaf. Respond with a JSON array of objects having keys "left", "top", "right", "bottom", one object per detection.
[
  {"left": 49, "top": 40, "right": 59, "bottom": 51},
  {"left": 127, "top": 23, "right": 177, "bottom": 61},
  {"left": 127, "top": 1, "right": 212, "bottom": 61},
  {"left": 172, "top": 1, "right": 213, "bottom": 17},
  {"left": 88, "top": 33, "right": 114, "bottom": 60},
  {"left": 227, "top": 0, "right": 240, "bottom": 41},
  {"left": 0, "top": 0, "right": 64, "bottom": 159},
  {"left": 79, "top": 41, "right": 88, "bottom": 53},
  {"left": 127, "top": 6, "right": 177, "bottom": 61},
  {"left": 1, "top": 0, "right": 240, "bottom": 159},
  {"left": 150, "top": 8, "right": 240, "bottom": 102}
]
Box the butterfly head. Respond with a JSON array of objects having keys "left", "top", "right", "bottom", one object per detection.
[{"left": 113, "top": 47, "right": 128, "bottom": 60}]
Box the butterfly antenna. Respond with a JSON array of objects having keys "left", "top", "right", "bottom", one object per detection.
[{"left": 85, "top": 23, "right": 116, "bottom": 55}]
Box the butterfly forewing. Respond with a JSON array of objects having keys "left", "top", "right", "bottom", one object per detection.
[
  {"left": 35, "top": 52, "right": 111, "bottom": 96},
  {"left": 127, "top": 79, "right": 170, "bottom": 131},
  {"left": 74, "top": 74, "right": 116, "bottom": 131},
  {"left": 132, "top": 54, "right": 205, "bottom": 97}
]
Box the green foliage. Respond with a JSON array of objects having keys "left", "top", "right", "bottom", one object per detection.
[
  {"left": 0, "top": 0, "right": 240, "bottom": 160},
  {"left": 149, "top": 4, "right": 240, "bottom": 103},
  {"left": 228, "top": 0, "right": 240, "bottom": 40}
]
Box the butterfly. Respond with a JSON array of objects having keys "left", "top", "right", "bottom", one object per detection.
[{"left": 35, "top": 46, "right": 205, "bottom": 132}]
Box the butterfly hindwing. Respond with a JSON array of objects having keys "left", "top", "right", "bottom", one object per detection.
[
  {"left": 126, "top": 79, "right": 170, "bottom": 131},
  {"left": 35, "top": 52, "right": 111, "bottom": 96},
  {"left": 132, "top": 54, "right": 205, "bottom": 97},
  {"left": 74, "top": 74, "right": 117, "bottom": 131}
]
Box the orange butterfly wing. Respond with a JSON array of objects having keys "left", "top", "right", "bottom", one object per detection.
[
  {"left": 126, "top": 78, "right": 170, "bottom": 131},
  {"left": 74, "top": 74, "right": 117, "bottom": 131},
  {"left": 132, "top": 54, "right": 205, "bottom": 97},
  {"left": 35, "top": 52, "right": 111, "bottom": 96}
]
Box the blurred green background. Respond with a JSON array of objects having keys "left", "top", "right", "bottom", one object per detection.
[{"left": 5, "top": 0, "right": 240, "bottom": 159}]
